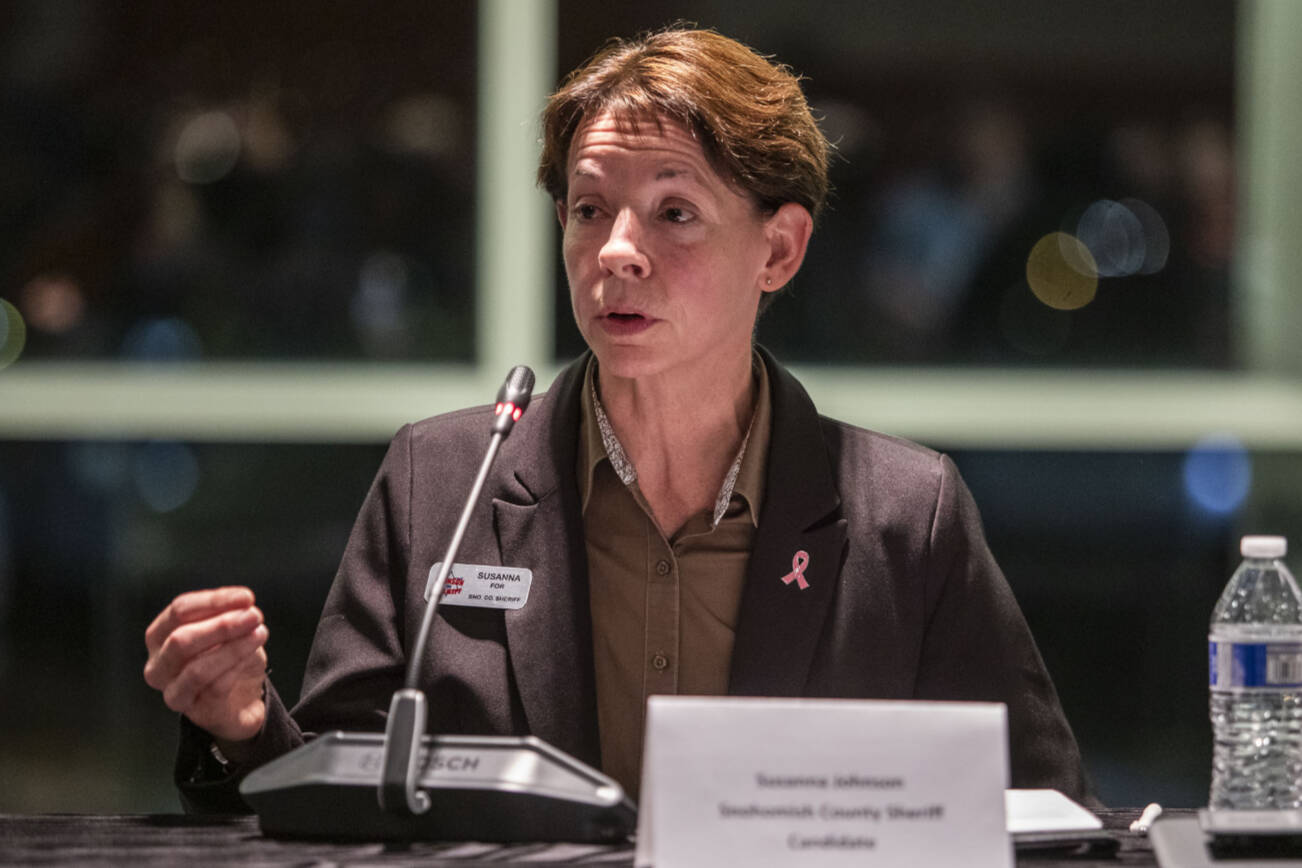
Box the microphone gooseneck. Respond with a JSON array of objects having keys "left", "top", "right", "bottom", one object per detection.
[{"left": 379, "top": 365, "right": 536, "bottom": 817}]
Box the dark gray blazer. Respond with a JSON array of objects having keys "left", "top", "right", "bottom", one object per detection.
[{"left": 177, "top": 349, "right": 1090, "bottom": 811}]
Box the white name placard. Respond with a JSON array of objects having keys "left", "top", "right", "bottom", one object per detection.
[{"left": 636, "top": 697, "right": 1011, "bottom": 868}]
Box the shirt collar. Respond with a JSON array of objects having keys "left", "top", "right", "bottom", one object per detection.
[{"left": 577, "top": 354, "right": 771, "bottom": 529}]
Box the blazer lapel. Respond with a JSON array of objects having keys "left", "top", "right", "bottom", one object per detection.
[
  {"left": 494, "top": 356, "right": 601, "bottom": 766},
  {"left": 729, "top": 349, "right": 847, "bottom": 697}
]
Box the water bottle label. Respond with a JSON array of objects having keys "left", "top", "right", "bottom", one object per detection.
[{"left": 1209, "top": 640, "right": 1302, "bottom": 690}]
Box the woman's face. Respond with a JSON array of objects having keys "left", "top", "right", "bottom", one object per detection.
[{"left": 559, "top": 111, "right": 778, "bottom": 385}]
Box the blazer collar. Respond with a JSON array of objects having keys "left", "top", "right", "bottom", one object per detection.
[{"left": 493, "top": 353, "right": 590, "bottom": 506}]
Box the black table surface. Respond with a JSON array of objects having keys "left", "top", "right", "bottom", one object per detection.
[{"left": 0, "top": 808, "right": 1178, "bottom": 866}]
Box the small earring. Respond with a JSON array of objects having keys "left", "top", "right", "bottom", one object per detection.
[{"left": 765, "top": 277, "right": 772, "bottom": 286}]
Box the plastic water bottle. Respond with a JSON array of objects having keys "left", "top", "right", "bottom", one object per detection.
[{"left": 1209, "top": 535, "right": 1302, "bottom": 809}]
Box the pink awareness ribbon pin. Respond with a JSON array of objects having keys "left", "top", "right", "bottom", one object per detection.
[{"left": 781, "top": 550, "right": 811, "bottom": 590}]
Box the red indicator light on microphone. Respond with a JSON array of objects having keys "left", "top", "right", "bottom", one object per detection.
[
  {"left": 512, "top": 407, "right": 523, "bottom": 421},
  {"left": 495, "top": 402, "right": 504, "bottom": 415}
]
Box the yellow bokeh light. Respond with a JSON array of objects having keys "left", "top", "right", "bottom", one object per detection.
[
  {"left": 0, "top": 298, "right": 28, "bottom": 370},
  {"left": 1026, "top": 232, "right": 1098, "bottom": 311}
]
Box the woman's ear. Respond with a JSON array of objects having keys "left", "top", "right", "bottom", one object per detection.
[
  {"left": 761, "top": 202, "right": 814, "bottom": 293},
  {"left": 555, "top": 199, "right": 569, "bottom": 229}
]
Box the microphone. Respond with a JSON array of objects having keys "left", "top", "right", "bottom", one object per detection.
[
  {"left": 239, "top": 366, "right": 635, "bottom": 842},
  {"left": 380, "top": 365, "right": 534, "bottom": 815},
  {"left": 492, "top": 364, "right": 535, "bottom": 436}
]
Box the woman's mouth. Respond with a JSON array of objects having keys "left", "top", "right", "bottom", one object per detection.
[{"left": 599, "top": 311, "right": 656, "bottom": 336}]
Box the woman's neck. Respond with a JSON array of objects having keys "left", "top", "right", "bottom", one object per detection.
[{"left": 596, "top": 349, "right": 756, "bottom": 536}]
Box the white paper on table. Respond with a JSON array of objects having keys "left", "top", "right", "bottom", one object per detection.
[{"left": 1003, "top": 789, "right": 1102, "bottom": 835}]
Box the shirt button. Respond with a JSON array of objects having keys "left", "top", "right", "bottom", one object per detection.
[
  {"left": 655, "top": 559, "right": 671, "bottom": 576},
  {"left": 651, "top": 653, "right": 670, "bottom": 671}
]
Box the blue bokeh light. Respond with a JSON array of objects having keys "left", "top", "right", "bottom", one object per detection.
[
  {"left": 1182, "top": 435, "right": 1252, "bottom": 516},
  {"left": 131, "top": 441, "right": 200, "bottom": 513},
  {"left": 120, "top": 317, "right": 203, "bottom": 361}
]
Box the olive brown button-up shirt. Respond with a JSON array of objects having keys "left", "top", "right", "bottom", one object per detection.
[{"left": 576, "top": 355, "right": 773, "bottom": 797}]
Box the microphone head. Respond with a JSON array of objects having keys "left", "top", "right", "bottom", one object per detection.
[{"left": 492, "top": 365, "right": 535, "bottom": 435}]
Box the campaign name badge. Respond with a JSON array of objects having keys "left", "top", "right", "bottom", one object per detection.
[{"left": 424, "top": 562, "right": 532, "bottom": 610}]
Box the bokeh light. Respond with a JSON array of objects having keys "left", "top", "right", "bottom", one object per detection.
[
  {"left": 68, "top": 442, "right": 132, "bottom": 493},
  {"left": 21, "top": 273, "right": 85, "bottom": 334},
  {"left": 174, "top": 110, "right": 242, "bottom": 184},
  {"left": 351, "top": 251, "right": 411, "bottom": 354},
  {"left": 0, "top": 299, "right": 28, "bottom": 370},
  {"left": 120, "top": 317, "right": 203, "bottom": 361},
  {"left": 1027, "top": 232, "right": 1097, "bottom": 310},
  {"left": 379, "top": 94, "right": 463, "bottom": 161},
  {"left": 131, "top": 441, "right": 200, "bottom": 513},
  {"left": 354, "top": 251, "right": 409, "bottom": 329},
  {"left": 242, "top": 94, "right": 295, "bottom": 172},
  {"left": 147, "top": 181, "right": 203, "bottom": 250},
  {"left": 1182, "top": 434, "right": 1251, "bottom": 517},
  {"left": 1073, "top": 198, "right": 1170, "bottom": 278},
  {"left": 1076, "top": 199, "right": 1145, "bottom": 278},
  {"left": 1121, "top": 197, "right": 1170, "bottom": 275}
]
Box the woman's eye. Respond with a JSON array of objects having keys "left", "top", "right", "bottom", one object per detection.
[
  {"left": 574, "top": 203, "right": 599, "bottom": 220},
  {"left": 663, "top": 206, "right": 692, "bottom": 224}
]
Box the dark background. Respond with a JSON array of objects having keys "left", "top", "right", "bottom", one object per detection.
[{"left": 0, "top": 0, "right": 1255, "bottom": 812}]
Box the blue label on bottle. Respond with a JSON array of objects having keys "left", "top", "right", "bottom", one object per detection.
[{"left": 1209, "top": 640, "right": 1302, "bottom": 690}]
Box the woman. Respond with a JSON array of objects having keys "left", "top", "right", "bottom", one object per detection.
[{"left": 145, "top": 27, "right": 1090, "bottom": 810}]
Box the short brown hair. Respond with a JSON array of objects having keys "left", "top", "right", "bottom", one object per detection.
[{"left": 537, "top": 27, "right": 829, "bottom": 220}]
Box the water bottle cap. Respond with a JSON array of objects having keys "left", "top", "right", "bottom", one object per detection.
[{"left": 1241, "top": 535, "right": 1287, "bottom": 559}]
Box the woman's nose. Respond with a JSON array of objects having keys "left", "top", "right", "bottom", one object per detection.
[{"left": 597, "top": 210, "right": 652, "bottom": 278}]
